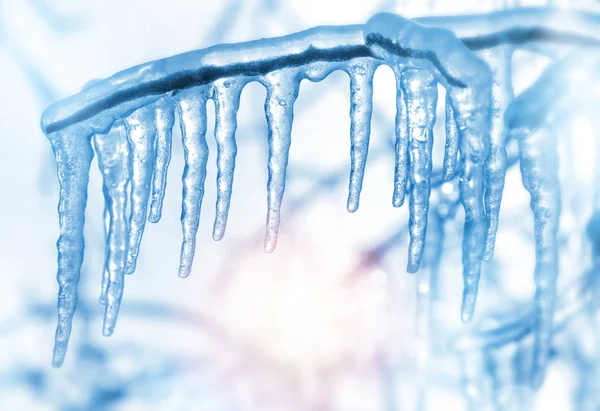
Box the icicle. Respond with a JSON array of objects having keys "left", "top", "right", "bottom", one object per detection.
[
  {"left": 443, "top": 98, "right": 459, "bottom": 181},
  {"left": 482, "top": 46, "right": 513, "bottom": 261},
  {"left": 263, "top": 72, "right": 300, "bottom": 253},
  {"left": 402, "top": 69, "right": 437, "bottom": 274},
  {"left": 519, "top": 127, "right": 561, "bottom": 388},
  {"left": 346, "top": 59, "right": 376, "bottom": 213},
  {"left": 148, "top": 100, "right": 175, "bottom": 224},
  {"left": 177, "top": 88, "right": 209, "bottom": 277},
  {"left": 48, "top": 127, "right": 94, "bottom": 367},
  {"left": 211, "top": 79, "right": 243, "bottom": 241},
  {"left": 100, "top": 206, "right": 109, "bottom": 305},
  {"left": 392, "top": 66, "right": 409, "bottom": 208},
  {"left": 123, "top": 107, "right": 157, "bottom": 274},
  {"left": 363, "top": 12, "right": 493, "bottom": 321},
  {"left": 93, "top": 122, "right": 131, "bottom": 336}
]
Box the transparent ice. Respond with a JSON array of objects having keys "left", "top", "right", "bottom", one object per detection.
[{"left": 28, "top": 1, "right": 600, "bottom": 408}]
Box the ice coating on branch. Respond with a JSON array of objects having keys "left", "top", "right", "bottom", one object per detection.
[
  {"left": 263, "top": 72, "right": 299, "bottom": 252},
  {"left": 148, "top": 99, "right": 175, "bottom": 223},
  {"left": 392, "top": 67, "right": 409, "bottom": 208},
  {"left": 402, "top": 69, "right": 437, "bottom": 273},
  {"left": 124, "top": 107, "right": 157, "bottom": 274},
  {"left": 481, "top": 47, "right": 513, "bottom": 261},
  {"left": 48, "top": 126, "right": 94, "bottom": 367},
  {"left": 92, "top": 122, "right": 131, "bottom": 336},
  {"left": 364, "top": 13, "right": 492, "bottom": 317},
  {"left": 346, "top": 59, "right": 376, "bottom": 213},
  {"left": 519, "top": 128, "right": 561, "bottom": 388},
  {"left": 177, "top": 88, "right": 209, "bottom": 278},
  {"left": 211, "top": 79, "right": 243, "bottom": 241}
]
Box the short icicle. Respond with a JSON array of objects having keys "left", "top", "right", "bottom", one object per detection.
[
  {"left": 392, "top": 66, "right": 409, "bottom": 208},
  {"left": 482, "top": 46, "right": 513, "bottom": 261},
  {"left": 93, "top": 122, "right": 131, "bottom": 336},
  {"left": 124, "top": 107, "right": 157, "bottom": 274},
  {"left": 148, "top": 99, "right": 175, "bottom": 224},
  {"left": 48, "top": 127, "right": 94, "bottom": 367},
  {"left": 402, "top": 69, "right": 437, "bottom": 274},
  {"left": 262, "top": 72, "right": 300, "bottom": 253},
  {"left": 211, "top": 79, "right": 243, "bottom": 241},
  {"left": 177, "top": 88, "right": 209, "bottom": 277},
  {"left": 346, "top": 59, "right": 376, "bottom": 213},
  {"left": 519, "top": 127, "right": 561, "bottom": 388}
]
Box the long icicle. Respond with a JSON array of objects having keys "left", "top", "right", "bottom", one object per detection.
[
  {"left": 482, "top": 46, "right": 513, "bottom": 261},
  {"left": 124, "top": 107, "right": 157, "bottom": 274},
  {"left": 178, "top": 88, "right": 209, "bottom": 277},
  {"left": 263, "top": 72, "right": 300, "bottom": 253},
  {"left": 392, "top": 66, "right": 409, "bottom": 207},
  {"left": 402, "top": 69, "right": 437, "bottom": 273},
  {"left": 100, "top": 206, "right": 110, "bottom": 305},
  {"left": 93, "top": 122, "right": 131, "bottom": 336},
  {"left": 443, "top": 97, "right": 459, "bottom": 181},
  {"left": 212, "top": 79, "right": 243, "bottom": 241},
  {"left": 346, "top": 59, "right": 376, "bottom": 213},
  {"left": 519, "top": 127, "right": 561, "bottom": 388},
  {"left": 148, "top": 99, "right": 175, "bottom": 224},
  {"left": 48, "top": 127, "right": 94, "bottom": 367}
]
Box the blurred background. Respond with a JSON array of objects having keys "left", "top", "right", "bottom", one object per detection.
[{"left": 1, "top": 0, "right": 600, "bottom": 410}]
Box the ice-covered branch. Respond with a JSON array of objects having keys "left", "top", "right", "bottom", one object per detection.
[{"left": 41, "top": 8, "right": 600, "bottom": 368}]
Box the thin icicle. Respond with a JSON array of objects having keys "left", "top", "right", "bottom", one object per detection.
[
  {"left": 482, "top": 47, "right": 513, "bottom": 261},
  {"left": 177, "top": 88, "right": 209, "bottom": 277},
  {"left": 402, "top": 69, "right": 437, "bottom": 274},
  {"left": 346, "top": 59, "right": 376, "bottom": 213},
  {"left": 392, "top": 66, "right": 409, "bottom": 208},
  {"left": 100, "top": 206, "right": 109, "bottom": 305},
  {"left": 48, "top": 127, "right": 94, "bottom": 368},
  {"left": 212, "top": 79, "right": 243, "bottom": 241},
  {"left": 443, "top": 97, "right": 459, "bottom": 181},
  {"left": 93, "top": 122, "right": 131, "bottom": 336},
  {"left": 124, "top": 107, "right": 157, "bottom": 274},
  {"left": 519, "top": 128, "right": 561, "bottom": 388},
  {"left": 148, "top": 100, "right": 175, "bottom": 224},
  {"left": 263, "top": 72, "right": 300, "bottom": 253}
]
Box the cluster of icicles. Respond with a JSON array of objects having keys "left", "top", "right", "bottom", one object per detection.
[{"left": 41, "top": 8, "right": 600, "bottom": 386}]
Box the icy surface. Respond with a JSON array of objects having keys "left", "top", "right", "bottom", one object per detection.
[{"left": 40, "top": 7, "right": 584, "bottom": 381}]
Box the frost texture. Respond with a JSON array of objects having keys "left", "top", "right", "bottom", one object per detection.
[{"left": 40, "top": 8, "right": 582, "bottom": 384}]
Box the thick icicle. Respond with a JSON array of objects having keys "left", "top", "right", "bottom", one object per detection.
[
  {"left": 363, "top": 12, "right": 492, "bottom": 321},
  {"left": 263, "top": 72, "right": 300, "bottom": 253},
  {"left": 177, "top": 88, "right": 209, "bottom": 278},
  {"left": 482, "top": 46, "right": 513, "bottom": 261},
  {"left": 148, "top": 100, "right": 175, "bottom": 224},
  {"left": 402, "top": 69, "right": 437, "bottom": 273},
  {"left": 124, "top": 107, "right": 157, "bottom": 274},
  {"left": 346, "top": 59, "right": 376, "bottom": 213},
  {"left": 392, "top": 66, "right": 409, "bottom": 208},
  {"left": 93, "top": 122, "right": 131, "bottom": 336},
  {"left": 211, "top": 79, "right": 243, "bottom": 241},
  {"left": 443, "top": 98, "right": 459, "bottom": 181},
  {"left": 48, "top": 127, "right": 94, "bottom": 367},
  {"left": 519, "top": 128, "right": 561, "bottom": 388}
]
